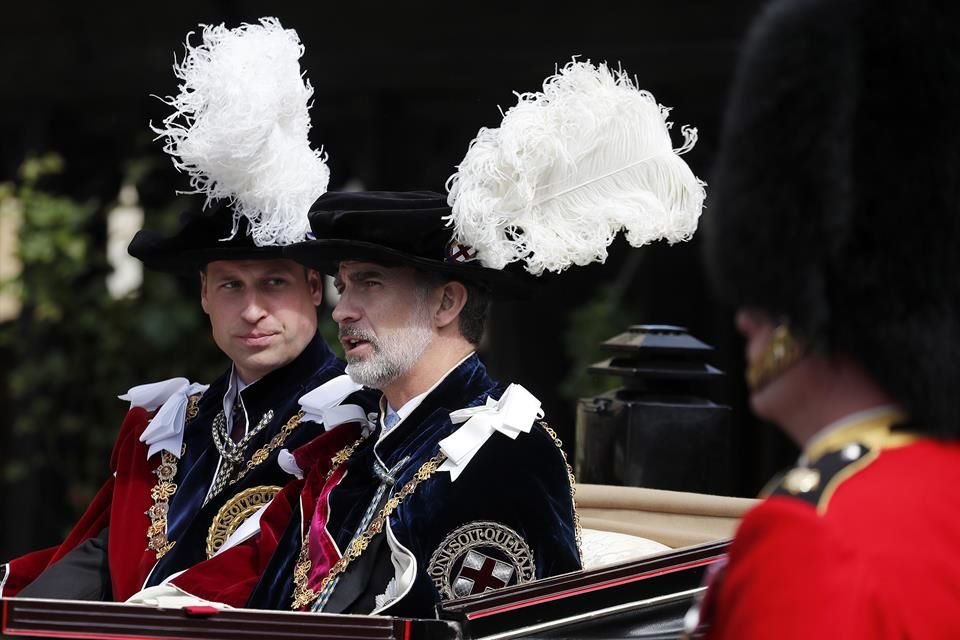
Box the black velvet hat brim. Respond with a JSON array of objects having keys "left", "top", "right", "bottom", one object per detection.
[
  {"left": 283, "top": 239, "right": 532, "bottom": 298},
  {"left": 128, "top": 228, "right": 284, "bottom": 274},
  {"left": 126, "top": 203, "right": 286, "bottom": 274}
]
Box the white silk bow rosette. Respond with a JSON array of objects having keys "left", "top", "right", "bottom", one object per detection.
[
  {"left": 297, "top": 374, "right": 367, "bottom": 431},
  {"left": 438, "top": 384, "right": 543, "bottom": 481},
  {"left": 118, "top": 377, "right": 209, "bottom": 459},
  {"left": 278, "top": 374, "right": 368, "bottom": 480}
]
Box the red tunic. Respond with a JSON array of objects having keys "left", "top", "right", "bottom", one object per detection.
[{"left": 705, "top": 415, "right": 960, "bottom": 638}]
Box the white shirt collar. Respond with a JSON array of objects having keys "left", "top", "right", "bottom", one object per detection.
[{"left": 223, "top": 366, "right": 258, "bottom": 429}]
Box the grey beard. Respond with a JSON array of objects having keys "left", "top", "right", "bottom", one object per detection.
[{"left": 345, "top": 323, "right": 434, "bottom": 389}]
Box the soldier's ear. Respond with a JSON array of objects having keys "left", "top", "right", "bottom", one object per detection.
[{"left": 435, "top": 281, "right": 467, "bottom": 330}]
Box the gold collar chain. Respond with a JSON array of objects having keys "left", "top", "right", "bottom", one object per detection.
[
  {"left": 537, "top": 421, "right": 583, "bottom": 563},
  {"left": 231, "top": 410, "right": 306, "bottom": 486},
  {"left": 145, "top": 393, "right": 201, "bottom": 560},
  {"left": 212, "top": 409, "right": 275, "bottom": 465},
  {"left": 289, "top": 431, "right": 370, "bottom": 609},
  {"left": 291, "top": 451, "right": 447, "bottom": 611}
]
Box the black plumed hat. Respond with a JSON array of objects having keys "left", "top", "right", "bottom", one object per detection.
[
  {"left": 703, "top": 0, "right": 960, "bottom": 435},
  {"left": 283, "top": 191, "right": 530, "bottom": 296},
  {"left": 127, "top": 204, "right": 284, "bottom": 274},
  {"left": 132, "top": 18, "right": 328, "bottom": 275}
]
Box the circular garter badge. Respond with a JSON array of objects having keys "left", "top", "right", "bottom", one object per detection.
[
  {"left": 205, "top": 484, "right": 281, "bottom": 558},
  {"left": 428, "top": 521, "right": 536, "bottom": 600}
]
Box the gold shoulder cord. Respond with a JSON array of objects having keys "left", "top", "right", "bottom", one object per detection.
[
  {"left": 291, "top": 448, "right": 446, "bottom": 610},
  {"left": 145, "top": 393, "right": 201, "bottom": 559},
  {"left": 537, "top": 420, "right": 583, "bottom": 562}
]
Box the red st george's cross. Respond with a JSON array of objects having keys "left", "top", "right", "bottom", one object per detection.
[
  {"left": 456, "top": 551, "right": 514, "bottom": 595},
  {"left": 444, "top": 241, "right": 478, "bottom": 264}
]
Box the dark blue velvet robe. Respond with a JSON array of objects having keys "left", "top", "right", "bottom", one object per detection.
[
  {"left": 145, "top": 333, "right": 377, "bottom": 587},
  {"left": 247, "top": 354, "right": 582, "bottom": 617}
]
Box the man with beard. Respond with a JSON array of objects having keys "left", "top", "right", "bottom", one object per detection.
[
  {"left": 683, "top": 0, "right": 960, "bottom": 637},
  {"left": 149, "top": 191, "right": 582, "bottom": 617}
]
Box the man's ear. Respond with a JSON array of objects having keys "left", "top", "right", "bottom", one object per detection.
[
  {"left": 435, "top": 281, "right": 468, "bottom": 330},
  {"left": 306, "top": 268, "right": 323, "bottom": 306},
  {"left": 199, "top": 271, "right": 210, "bottom": 315}
]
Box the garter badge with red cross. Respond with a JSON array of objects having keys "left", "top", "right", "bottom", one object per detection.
[
  {"left": 444, "top": 240, "right": 479, "bottom": 264},
  {"left": 427, "top": 521, "right": 536, "bottom": 600}
]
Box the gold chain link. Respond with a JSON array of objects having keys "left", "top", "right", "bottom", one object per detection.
[
  {"left": 537, "top": 421, "right": 583, "bottom": 562},
  {"left": 291, "top": 452, "right": 446, "bottom": 610},
  {"left": 144, "top": 394, "right": 200, "bottom": 560},
  {"left": 231, "top": 410, "right": 306, "bottom": 486},
  {"left": 289, "top": 431, "right": 370, "bottom": 609}
]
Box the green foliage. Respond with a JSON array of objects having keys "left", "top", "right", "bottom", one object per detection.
[
  {"left": 0, "top": 154, "right": 221, "bottom": 523},
  {"left": 318, "top": 309, "right": 343, "bottom": 360}
]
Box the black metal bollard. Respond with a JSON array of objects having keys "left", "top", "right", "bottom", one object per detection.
[{"left": 575, "top": 325, "right": 733, "bottom": 495}]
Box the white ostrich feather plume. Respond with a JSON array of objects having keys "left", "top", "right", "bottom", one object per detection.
[
  {"left": 152, "top": 17, "right": 328, "bottom": 246},
  {"left": 446, "top": 59, "right": 705, "bottom": 275}
]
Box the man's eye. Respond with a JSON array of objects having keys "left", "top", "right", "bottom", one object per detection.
[
  {"left": 221, "top": 281, "right": 240, "bottom": 290},
  {"left": 266, "top": 278, "right": 289, "bottom": 287}
]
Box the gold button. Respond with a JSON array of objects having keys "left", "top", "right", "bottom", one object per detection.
[{"left": 783, "top": 467, "right": 820, "bottom": 494}]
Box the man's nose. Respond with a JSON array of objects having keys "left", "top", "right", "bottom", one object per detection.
[
  {"left": 240, "top": 292, "right": 268, "bottom": 323},
  {"left": 331, "top": 294, "right": 360, "bottom": 325}
]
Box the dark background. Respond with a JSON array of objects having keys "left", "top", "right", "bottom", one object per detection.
[{"left": 0, "top": 0, "right": 797, "bottom": 559}]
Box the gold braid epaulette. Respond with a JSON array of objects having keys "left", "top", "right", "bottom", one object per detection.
[
  {"left": 291, "top": 449, "right": 446, "bottom": 611},
  {"left": 145, "top": 392, "right": 201, "bottom": 559},
  {"left": 536, "top": 420, "right": 583, "bottom": 563}
]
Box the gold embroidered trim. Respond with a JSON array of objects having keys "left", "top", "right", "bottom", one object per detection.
[
  {"left": 205, "top": 484, "right": 282, "bottom": 558},
  {"left": 231, "top": 410, "right": 306, "bottom": 487},
  {"left": 291, "top": 451, "right": 446, "bottom": 610},
  {"left": 538, "top": 421, "right": 583, "bottom": 563},
  {"left": 289, "top": 432, "right": 369, "bottom": 609},
  {"left": 144, "top": 393, "right": 200, "bottom": 560}
]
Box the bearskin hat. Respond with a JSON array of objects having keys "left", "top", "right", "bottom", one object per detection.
[{"left": 703, "top": 0, "right": 960, "bottom": 436}]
